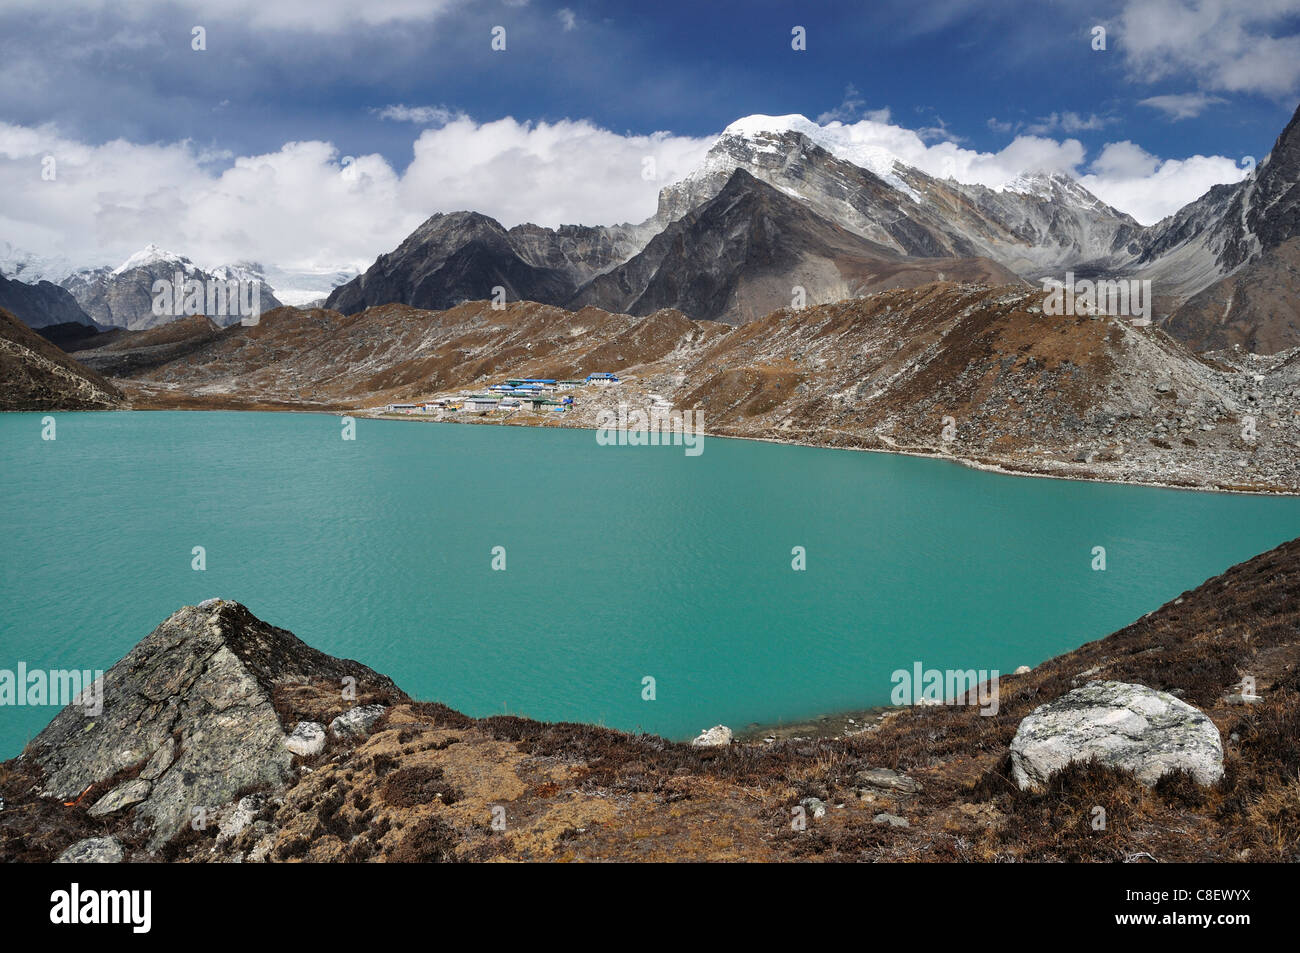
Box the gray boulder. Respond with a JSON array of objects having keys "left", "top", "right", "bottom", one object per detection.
[
  {"left": 799, "top": 796, "right": 827, "bottom": 819},
  {"left": 27, "top": 600, "right": 403, "bottom": 848},
  {"left": 217, "top": 794, "right": 267, "bottom": 843},
  {"left": 329, "top": 704, "right": 387, "bottom": 739},
  {"left": 286, "top": 722, "right": 326, "bottom": 756},
  {"left": 88, "top": 778, "right": 151, "bottom": 817},
  {"left": 855, "top": 767, "right": 923, "bottom": 796},
  {"left": 690, "top": 725, "right": 733, "bottom": 748},
  {"left": 56, "top": 837, "right": 123, "bottom": 863},
  {"left": 1010, "top": 680, "right": 1223, "bottom": 790}
]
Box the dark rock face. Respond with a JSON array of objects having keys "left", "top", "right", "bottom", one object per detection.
[
  {"left": 0, "top": 306, "right": 122, "bottom": 410},
  {"left": 35, "top": 321, "right": 117, "bottom": 353},
  {"left": 1223, "top": 103, "right": 1300, "bottom": 270},
  {"left": 74, "top": 315, "right": 225, "bottom": 378},
  {"left": 324, "top": 212, "right": 618, "bottom": 315},
  {"left": 27, "top": 599, "right": 403, "bottom": 847},
  {"left": 505, "top": 222, "right": 649, "bottom": 285},
  {"left": 570, "top": 169, "right": 1019, "bottom": 323},
  {"left": 0, "top": 273, "right": 95, "bottom": 329},
  {"left": 1135, "top": 102, "right": 1300, "bottom": 349},
  {"left": 572, "top": 169, "right": 900, "bottom": 322}
]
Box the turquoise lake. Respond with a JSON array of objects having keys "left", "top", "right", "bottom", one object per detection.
[{"left": 3, "top": 410, "right": 1300, "bottom": 757}]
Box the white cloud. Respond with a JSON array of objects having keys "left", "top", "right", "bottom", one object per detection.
[
  {"left": 1080, "top": 141, "right": 1249, "bottom": 224},
  {"left": 1119, "top": 0, "right": 1300, "bottom": 98},
  {"left": 1138, "top": 93, "right": 1227, "bottom": 120},
  {"left": 557, "top": 8, "right": 577, "bottom": 31},
  {"left": 732, "top": 114, "right": 1087, "bottom": 187},
  {"left": 400, "top": 117, "right": 713, "bottom": 229},
  {"left": 0, "top": 118, "right": 713, "bottom": 274}
]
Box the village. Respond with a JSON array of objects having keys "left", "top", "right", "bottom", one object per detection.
[{"left": 380, "top": 371, "right": 625, "bottom": 417}]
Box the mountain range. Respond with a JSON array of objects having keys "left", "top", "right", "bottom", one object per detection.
[
  {"left": 311, "top": 104, "right": 1300, "bottom": 353},
  {"left": 0, "top": 244, "right": 358, "bottom": 333},
  {"left": 2, "top": 102, "right": 1297, "bottom": 360}
]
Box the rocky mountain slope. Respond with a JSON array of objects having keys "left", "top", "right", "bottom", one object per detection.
[
  {"left": 76, "top": 300, "right": 726, "bottom": 409},
  {"left": 654, "top": 116, "right": 1145, "bottom": 276},
  {"left": 324, "top": 213, "right": 649, "bottom": 316},
  {"left": 1132, "top": 103, "right": 1300, "bottom": 349},
  {"left": 77, "top": 284, "right": 1300, "bottom": 493},
  {"left": 1162, "top": 237, "right": 1300, "bottom": 353},
  {"left": 0, "top": 306, "right": 123, "bottom": 410},
  {"left": 571, "top": 169, "right": 1022, "bottom": 323},
  {"left": 667, "top": 283, "right": 1300, "bottom": 492},
  {"left": 3, "top": 537, "right": 1297, "bottom": 863},
  {"left": 0, "top": 272, "right": 97, "bottom": 329},
  {"left": 322, "top": 104, "right": 1300, "bottom": 346}
]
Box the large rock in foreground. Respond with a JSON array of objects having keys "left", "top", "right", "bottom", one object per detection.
[
  {"left": 28, "top": 599, "right": 402, "bottom": 847},
  {"left": 1009, "top": 681, "right": 1224, "bottom": 790}
]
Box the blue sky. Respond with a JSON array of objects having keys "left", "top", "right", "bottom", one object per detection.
[{"left": 1, "top": 0, "right": 1298, "bottom": 274}]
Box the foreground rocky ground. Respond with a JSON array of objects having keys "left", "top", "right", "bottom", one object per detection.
[{"left": 3, "top": 537, "right": 1298, "bottom": 863}]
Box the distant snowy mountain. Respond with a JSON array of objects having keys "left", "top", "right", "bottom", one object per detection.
[
  {"left": 59, "top": 245, "right": 283, "bottom": 330},
  {"left": 0, "top": 242, "right": 75, "bottom": 284},
  {"left": 109, "top": 243, "right": 197, "bottom": 277},
  {"left": 2, "top": 241, "right": 357, "bottom": 327}
]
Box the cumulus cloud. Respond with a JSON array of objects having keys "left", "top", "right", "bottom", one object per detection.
[
  {"left": 400, "top": 117, "right": 713, "bottom": 229},
  {"left": 1119, "top": 0, "right": 1300, "bottom": 98},
  {"left": 557, "top": 8, "right": 577, "bottom": 31},
  {"left": 0, "top": 117, "right": 713, "bottom": 274},
  {"left": 1080, "top": 140, "right": 1249, "bottom": 223}
]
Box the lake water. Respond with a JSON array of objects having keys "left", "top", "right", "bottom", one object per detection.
[{"left": 3, "top": 410, "right": 1299, "bottom": 757}]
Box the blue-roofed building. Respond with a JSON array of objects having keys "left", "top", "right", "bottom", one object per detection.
[{"left": 585, "top": 372, "right": 620, "bottom": 385}]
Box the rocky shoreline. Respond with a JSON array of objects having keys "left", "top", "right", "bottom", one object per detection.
[{"left": 362, "top": 407, "right": 1300, "bottom": 496}]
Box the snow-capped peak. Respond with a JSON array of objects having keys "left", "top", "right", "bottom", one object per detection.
[
  {"left": 997, "top": 169, "right": 1110, "bottom": 212},
  {"left": 111, "top": 243, "right": 195, "bottom": 276},
  {"left": 721, "top": 113, "right": 919, "bottom": 200}
]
